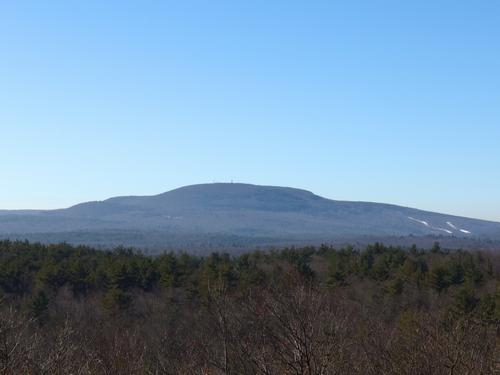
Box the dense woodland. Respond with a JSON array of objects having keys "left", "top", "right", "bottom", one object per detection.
[{"left": 0, "top": 239, "right": 498, "bottom": 374}]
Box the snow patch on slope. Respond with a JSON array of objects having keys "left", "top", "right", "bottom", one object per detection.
[
  {"left": 408, "top": 217, "right": 455, "bottom": 235},
  {"left": 446, "top": 221, "right": 472, "bottom": 234},
  {"left": 436, "top": 228, "right": 453, "bottom": 234},
  {"left": 446, "top": 222, "right": 458, "bottom": 230},
  {"left": 408, "top": 217, "right": 430, "bottom": 226}
]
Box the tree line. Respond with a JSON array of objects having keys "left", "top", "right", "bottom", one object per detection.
[{"left": 0, "top": 239, "right": 498, "bottom": 374}]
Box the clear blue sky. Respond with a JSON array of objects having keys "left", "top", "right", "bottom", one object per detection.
[{"left": 1, "top": 1, "right": 499, "bottom": 221}]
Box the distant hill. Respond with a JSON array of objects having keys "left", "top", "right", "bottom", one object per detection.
[{"left": 1, "top": 183, "right": 499, "bottom": 252}]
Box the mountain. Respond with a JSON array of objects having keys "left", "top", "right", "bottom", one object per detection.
[{"left": 1, "top": 183, "right": 499, "bottom": 251}]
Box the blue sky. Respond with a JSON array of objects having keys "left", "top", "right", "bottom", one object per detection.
[{"left": 1, "top": 1, "right": 499, "bottom": 221}]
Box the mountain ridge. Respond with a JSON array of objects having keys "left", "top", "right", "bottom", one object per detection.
[{"left": 1, "top": 183, "right": 499, "bottom": 250}]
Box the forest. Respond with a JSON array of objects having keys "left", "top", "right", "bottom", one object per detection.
[{"left": 0, "top": 239, "right": 498, "bottom": 374}]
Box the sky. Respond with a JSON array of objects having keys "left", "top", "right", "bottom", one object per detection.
[{"left": 1, "top": 1, "right": 499, "bottom": 221}]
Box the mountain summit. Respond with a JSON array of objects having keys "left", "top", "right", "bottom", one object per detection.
[{"left": 1, "top": 183, "right": 499, "bottom": 250}]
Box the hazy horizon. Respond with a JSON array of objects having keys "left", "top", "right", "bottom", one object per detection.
[
  {"left": 1, "top": 2, "right": 499, "bottom": 221},
  {"left": 0, "top": 181, "right": 498, "bottom": 224}
]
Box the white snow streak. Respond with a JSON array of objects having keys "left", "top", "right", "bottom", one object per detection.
[
  {"left": 408, "top": 217, "right": 455, "bottom": 235},
  {"left": 408, "top": 217, "right": 430, "bottom": 226},
  {"left": 446, "top": 222, "right": 458, "bottom": 230},
  {"left": 436, "top": 228, "right": 453, "bottom": 234}
]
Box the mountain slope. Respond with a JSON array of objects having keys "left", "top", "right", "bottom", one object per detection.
[{"left": 0, "top": 183, "right": 499, "bottom": 249}]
